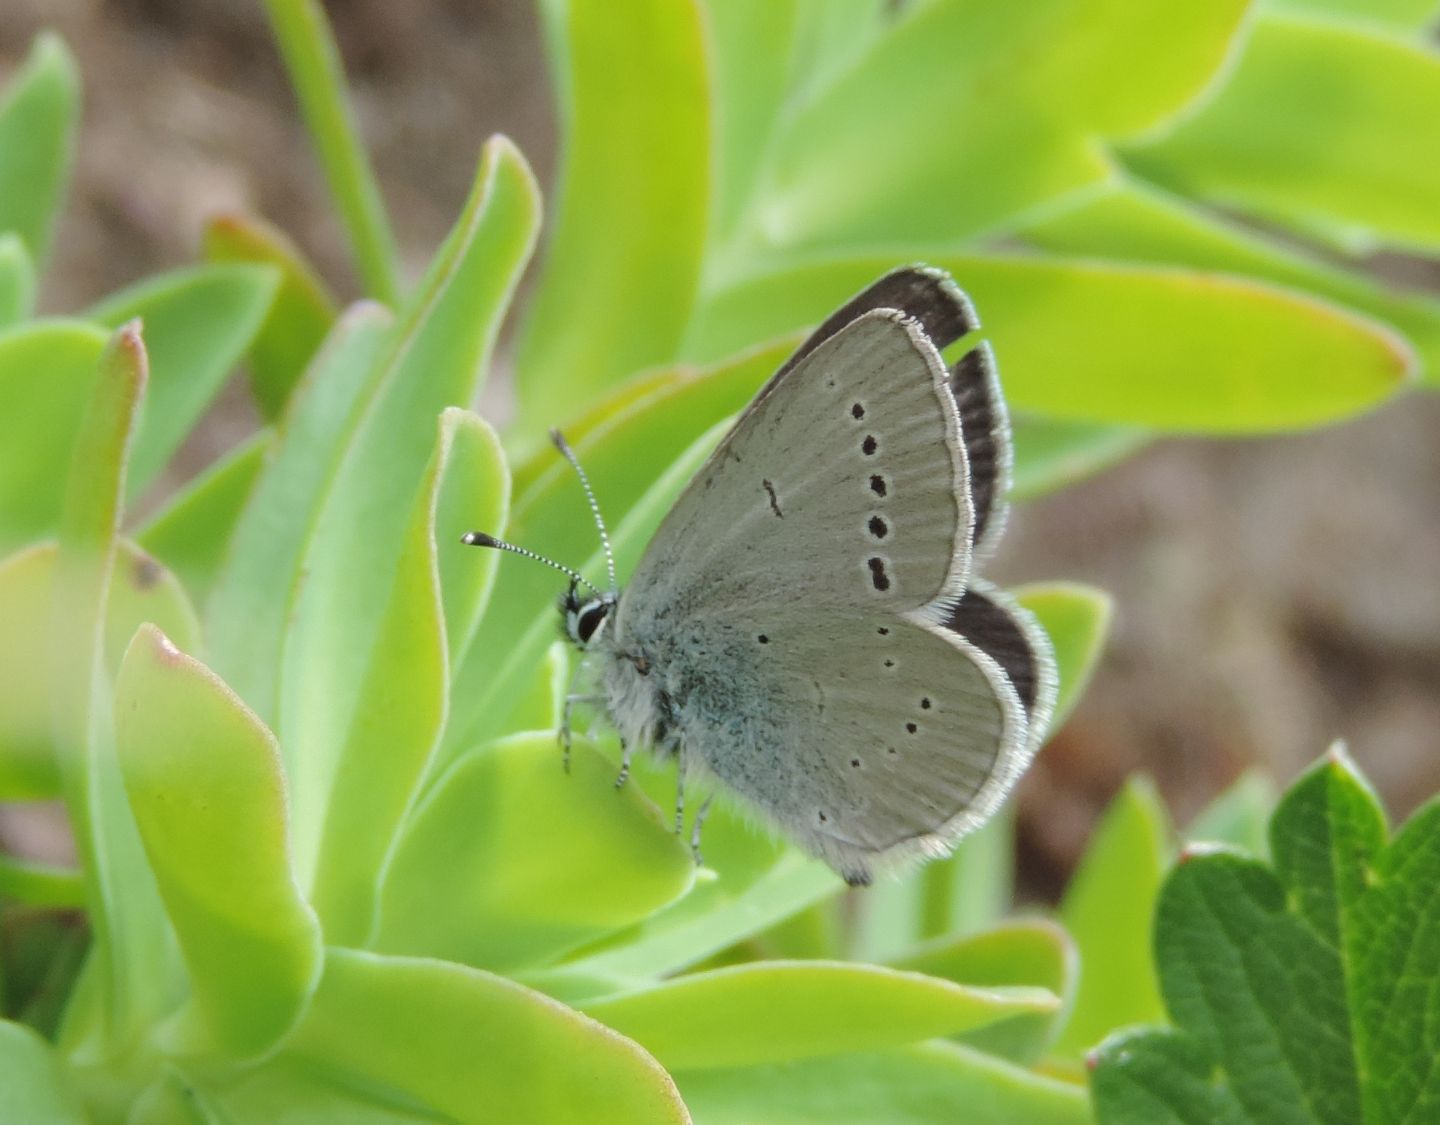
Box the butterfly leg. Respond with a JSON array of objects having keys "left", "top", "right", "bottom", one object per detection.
[
  {"left": 560, "top": 692, "right": 603, "bottom": 774},
  {"left": 614, "top": 737, "right": 633, "bottom": 789},
  {"left": 690, "top": 796, "right": 714, "bottom": 867},
  {"left": 673, "top": 777, "right": 685, "bottom": 835}
]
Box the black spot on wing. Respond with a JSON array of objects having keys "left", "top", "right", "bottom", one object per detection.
[{"left": 941, "top": 588, "right": 1038, "bottom": 717}]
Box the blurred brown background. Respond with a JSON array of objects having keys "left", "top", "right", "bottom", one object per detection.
[{"left": 3, "top": 0, "right": 1437, "bottom": 897}]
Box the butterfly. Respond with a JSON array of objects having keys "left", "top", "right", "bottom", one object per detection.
[{"left": 466, "top": 266, "right": 1055, "bottom": 886}]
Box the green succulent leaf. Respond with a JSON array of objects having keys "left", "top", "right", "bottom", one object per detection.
[
  {"left": 204, "top": 212, "right": 339, "bottom": 419},
  {"left": 0, "top": 320, "right": 107, "bottom": 553},
  {"left": 278, "top": 139, "right": 536, "bottom": 887},
  {"left": 282, "top": 948, "right": 691, "bottom": 1124},
  {"left": 678, "top": 1040, "right": 1090, "bottom": 1125},
  {"left": 50, "top": 323, "right": 179, "bottom": 1052},
  {"left": 1020, "top": 177, "right": 1440, "bottom": 388},
  {"left": 261, "top": 0, "right": 401, "bottom": 304},
  {"left": 0, "top": 539, "right": 198, "bottom": 799},
  {"left": 134, "top": 432, "right": 270, "bottom": 605},
  {"left": 514, "top": 0, "right": 710, "bottom": 433},
  {"left": 89, "top": 264, "right": 280, "bottom": 497},
  {"left": 0, "top": 856, "right": 85, "bottom": 908},
  {"left": 206, "top": 302, "right": 393, "bottom": 719},
  {"left": 736, "top": 0, "right": 1246, "bottom": 258},
  {"left": 1184, "top": 770, "right": 1278, "bottom": 857},
  {"left": 1056, "top": 777, "right": 1171, "bottom": 1060},
  {"left": 0, "top": 1020, "right": 87, "bottom": 1123},
  {"left": 375, "top": 732, "right": 693, "bottom": 973},
  {"left": 1124, "top": 14, "right": 1440, "bottom": 256},
  {"left": 114, "top": 624, "right": 323, "bottom": 1058},
  {"left": 1091, "top": 747, "right": 1440, "bottom": 1123},
  {"left": 0, "top": 33, "right": 79, "bottom": 271},
  {"left": 691, "top": 256, "right": 1415, "bottom": 431},
  {"left": 582, "top": 960, "right": 1056, "bottom": 1071},
  {"left": 1262, "top": 0, "right": 1440, "bottom": 32},
  {"left": 0, "top": 234, "right": 35, "bottom": 326},
  {"left": 890, "top": 919, "right": 1077, "bottom": 1065},
  {"left": 1010, "top": 417, "right": 1150, "bottom": 501},
  {"left": 311, "top": 409, "right": 508, "bottom": 945}
]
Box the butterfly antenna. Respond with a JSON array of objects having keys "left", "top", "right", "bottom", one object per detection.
[
  {"left": 550, "top": 428, "right": 617, "bottom": 593},
  {"left": 459, "top": 531, "right": 604, "bottom": 597}
]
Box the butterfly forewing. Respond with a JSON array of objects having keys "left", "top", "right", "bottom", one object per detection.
[{"left": 617, "top": 310, "right": 974, "bottom": 625}]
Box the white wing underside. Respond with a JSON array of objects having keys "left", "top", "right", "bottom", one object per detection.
[{"left": 605, "top": 307, "right": 1052, "bottom": 882}]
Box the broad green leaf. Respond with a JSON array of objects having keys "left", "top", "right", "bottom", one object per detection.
[
  {"left": 705, "top": 0, "right": 801, "bottom": 243},
  {"left": 0, "top": 234, "right": 34, "bottom": 326},
  {"left": 691, "top": 256, "right": 1415, "bottom": 431},
  {"left": 204, "top": 212, "right": 338, "bottom": 419},
  {"left": 1263, "top": 0, "right": 1440, "bottom": 31},
  {"left": 279, "top": 139, "right": 537, "bottom": 887},
  {"left": 0, "top": 320, "right": 107, "bottom": 553},
  {"left": 1093, "top": 749, "right": 1440, "bottom": 1123},
  {"left": 737, "top": 0, "right": 1245, "bottom": 259},
  {"left": 1021, "top": 176, "right": 1440, "bottom": 387},
  {"left": 1124, "top": 15, "right": 1440, "bottom": 255},
  {"left": 785, "top": 0, "right": 891, "bottom": 103},
  {"left": 1016, "top": 582, "right": 1113, "bottom": 728},
  {"left": 262, "top": 0, "right": 400, "bottom": 304},
  {"left": 206, "top": 302, "right": 393, "bottom": 718},
  {"left": 159, "top": 1056, "right": 444, "bottom": 1123},
  {"left": 0, "top": 539, "right": 198, "bottom": 798},
  {"left": 514, "top": 0, "right": 709, "bottom": 433},
  {"left": 505, "top": 642, "right": 569, "bottom": 733},
  {"left": 1055, "top": 777, "right": 1170, "bottom": 1059},
  {"left": 583, "top": 961, "right": 1055, "bottom": 1071},
  {"left": 679, "top": 1041, "right": 1090, "bottom": 1125},
  {"left": 0, "top": 34, "right": 79, "bottom": 270},
  {"left": 448, "top": 341, "right": 791, "bottom": 755},
  {"left": 285, "top": 948, "right": 690, "bottom": 1124},
  {"left": 49, "top": 323, "right": 178, "bottom": 1052},
  {"left": 1185, "top": 770, "right": 1277, "bottom": 857},
  {"left": 134, "top": 433, "right": 270, "bottom": 605},
  {"left": 435, "top": 409, "right": 510, "bottom": 668},
  {"left": 374, "top": 733, "right": 693, "bottom": 972},
  {"left": 1011, "top": 417, "right": 1150, "bottom": 500},
  {"left": 114, "top": 624, "right": 322, "bottom": 1058},
  {"left": 891, "top": 919, "right": 1077, "bottom": 1064},
  {"left": 311, "top": 410, "right": 508, "bottom": 944},
  {"left": 89, "top": 263, "right": 279, "bottom": 497},
  {"left": 0, "top": 1020, "right": 86, "bottom": 1123}
]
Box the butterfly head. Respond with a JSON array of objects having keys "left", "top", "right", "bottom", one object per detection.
[{"left": 563, "top": 584, "right": 615, "bottom": 648}]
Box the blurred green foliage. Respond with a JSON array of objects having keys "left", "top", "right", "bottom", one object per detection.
[{"left": 0, "top": 0, "right": 1437, "bottom": 1120}]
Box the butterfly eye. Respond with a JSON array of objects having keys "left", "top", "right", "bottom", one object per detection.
[{"left": 575, "top": 602, "right": 608, "bottom": 644}]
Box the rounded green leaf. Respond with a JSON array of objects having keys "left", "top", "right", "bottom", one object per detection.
[
  {"left": 1055, "top": 777, "right": 1171, "bottom": 1059},
  {"left": 514, "top": 0, "right": 710, "bottom": 433},
  {"left": 0, "top": 33, "right": 79, "bottom": 270},
  {"left": 374, "top": 732, "right": 693, "bottom": 972},
  {"left": 89, "top": 263, "right": 280, "bottom": 496},
  {"left": 581, "top": 960, "right": 1056, "bottom": 1071},
  {"left": 0, "top": 319, "right": 107, "bottom": 552},
  {"left": 0, "top": 234, "right": 35, "bottom": 327},
  {"left": 204, "top": 212, "right": 338, "bottom": 419},
  {"left": 1011, "top": 417, "right": 1150, "bottom": 500},
  {"left": 114, "top": 625, "right": 323, "bottom": 1057},
  {"left": 0, "top": 539, "right": 197, "bottom": 798},
  {"left": 678, "top": 1040, "right": 1090, "bottom": 1125},
  {"left": 287, "top": 948, "right": 691, "bottom": 1124},
  {"left": 0, "top": 1020, "right": 86, "bottom": 1123},
  {"left": 1125, "top": 15, "right": 1440, "bottom": 255},
  {"left": 692, "top": 256, "right": 1415, "bottom": 432}
]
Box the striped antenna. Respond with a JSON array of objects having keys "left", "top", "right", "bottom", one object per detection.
[
  {"left": 550, "top": 429, "right": 617, "bottom": 593},
  {"left": 459, "top": 531, "right": 604, "bottom": 597}
]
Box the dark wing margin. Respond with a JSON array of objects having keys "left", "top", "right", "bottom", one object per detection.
[
  {"left": 939, "top": 583, "right": 1046, "bottom": 723},
  {"left": 947, "top": 340, "right": 1012, "bottom": 557},
  {"left": 774, "top": 265, "right": 979, "bottom": 385}
]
